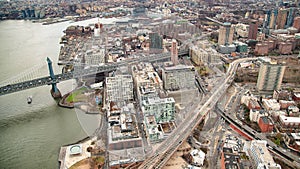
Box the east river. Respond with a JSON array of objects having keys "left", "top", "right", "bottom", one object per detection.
[{"left": 0, "top": 18, "right": 122, "bottom": 169}]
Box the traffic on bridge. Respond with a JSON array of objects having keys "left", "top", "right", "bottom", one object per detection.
[{"left": 0, "top": 50, "right": 188, "bottom": 96}]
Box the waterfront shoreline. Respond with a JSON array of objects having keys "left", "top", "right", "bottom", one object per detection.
[
  {"left": 58, "top": 87, "right": 101, "bottom": 114},
  {"left": 58, "top": 136, "right": 98, "bottom": 169},
  {"left": 0, "top": 20, "right": 90, "bottom": 169},
  {"left": 58, "top": 92, "right": 74, "bottom": 109}
]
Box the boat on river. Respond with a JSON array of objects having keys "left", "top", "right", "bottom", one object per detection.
[{"left": 27, "top": 96, "right": 32, "bottom": 104}]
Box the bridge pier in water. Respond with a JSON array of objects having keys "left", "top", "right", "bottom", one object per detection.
[{"left": 47, "top": 57, "right": 62, "bottom": 99}]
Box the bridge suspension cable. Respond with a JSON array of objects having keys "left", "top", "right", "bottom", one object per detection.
[
  {"left": 0, "top": 64, "right": 48, "bottom": 87},
  {"left": 0, "top": 50, "right": 190, "bottom": 96}
]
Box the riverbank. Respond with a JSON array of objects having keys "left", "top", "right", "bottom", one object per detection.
[
  {"left": 58, "top": 86, "right": 104, "bottom": 168},
  {"left": 58, "top": 92, "right": 74, "bottom": 109},
  {"left": 58, "top": 86, "right": 102, "bottom": 114},
  {"left": 57, "top": 85, "right": 104, "bottom": 169},
  {"left": 42, "top": 18, "right": 70, "bottom": 25},
  {"left": 58, "top": 136, "right": 105, "bottom": 169},
  {"left": 0, "top": 20, "right": 90, "bottom": 169}
]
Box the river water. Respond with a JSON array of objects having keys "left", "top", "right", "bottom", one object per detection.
[{"left": 0, "top": 18, "right": 120, "bottom": 169}]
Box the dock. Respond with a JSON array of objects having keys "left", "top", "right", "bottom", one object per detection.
[{"left": 58, "top": 146, "right": 67, "bottom": 169}]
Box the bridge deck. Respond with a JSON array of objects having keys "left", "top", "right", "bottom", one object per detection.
[{"left": 0, "top": 50, "right": 188, "bottom": 96}]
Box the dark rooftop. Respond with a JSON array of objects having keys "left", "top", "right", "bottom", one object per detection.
[{"left": 261, "top": 116, "right": 270, "bottom": 124}]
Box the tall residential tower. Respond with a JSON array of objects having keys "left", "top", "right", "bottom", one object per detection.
[
  {"left": 276, "top": 8, "right": 288, "bottom": 29},
  {"left": 256, "top": 58, "right": 286, "bottom": 91},
  {"left": 218, "top": 22, "right": 234, "bottom": 46},
  {"left": 171, "top": 39, "right": 178, "bottom": 65},
  {"left": 248, "top": 20, "right": 258, "bottom": 40}
]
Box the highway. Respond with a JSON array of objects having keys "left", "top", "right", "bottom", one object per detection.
[
  {"left": 138, "top": 57, "right": 257, "bottom": 169},
  {"left": 195, "top": 77, "right": 207, "bottom": 94},
  {"left": 215, "top": 105, "right": 300, "bottom": 168},
  {"left": 216, "top": 105, "right": 300, "bottom": 167},
  {"left": 205, "top": 17, "right": 224, "bottom": 26}
]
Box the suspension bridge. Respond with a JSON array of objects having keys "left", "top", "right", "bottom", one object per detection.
[{"left": 0, "top": 50, "right": 189, "bottom": 97}]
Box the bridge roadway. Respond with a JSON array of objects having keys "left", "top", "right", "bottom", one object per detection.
[
  {"left": 0, "top": 51, "right": 188, "bottom": 96},
  {"left": 138, "top": 58, "right": 257, "bottom": 169},
  {"left": 205, "top": 17, "right": 224, "bottom": 25},
  {"left": 215, "top": 104, "right": 300, "bottom": 168}
]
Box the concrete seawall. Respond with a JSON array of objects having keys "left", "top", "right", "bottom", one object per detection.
[{"left": 58, "top": 92, "right": 74, "bottom": 109}]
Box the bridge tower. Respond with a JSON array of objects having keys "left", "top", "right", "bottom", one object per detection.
[{"left": 47, "top": 57, "right": 62, "bottom": 99}]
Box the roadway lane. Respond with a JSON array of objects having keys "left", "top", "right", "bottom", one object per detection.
[
  {"left": 0, "top": 51, "right": 190, "bottom": 96},
  {"left": 215, "top": 106, "right": 300, "bottom": 168},
  {"left": 138, "top": 58, "right": 257, "bottom": 169}
]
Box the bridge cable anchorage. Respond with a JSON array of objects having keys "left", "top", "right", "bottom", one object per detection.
[{"left": 0, "top": 64, "right": 47, "bottom": 87}]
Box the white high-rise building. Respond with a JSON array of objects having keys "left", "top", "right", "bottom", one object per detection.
[
  {"left": 94, "top": 23, "right": 101, "bottom": 37},
  {"left": 256, "top": 58, "right": 286, "bottom": 91},
  {"left": 131, "top": 62, "right": 163, "bottom": 107},
  {"left": 142, "top": 97, "right": 175, "bottom": 123},
  {"left": 105, "top": 75, "right": 134, "bottom": 104},
  {"left": 162, "top": 64, "right": 195, "bottom": 91},
  {"left": 218, "top": 22, "right": 234, "bottom": 46},
  {"left": 190, "top": 46, "right": 222, "bottom": 65},
  {"left": 85, "top": 47, "right": 105, "bottom": 66}
]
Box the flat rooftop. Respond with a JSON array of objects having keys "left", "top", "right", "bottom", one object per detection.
[
  {"left": 279, "top": 115, "right": 300, "bottom": 123},
  {"left": 291, "top": 133, "right": 300, "bottom": 140},
  {"left": 145, "top": 97, "right": 175, "bottom": 105},
  {"left": 164, "top": 64, "right": 194, "bottom": 71}
]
